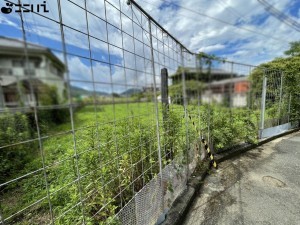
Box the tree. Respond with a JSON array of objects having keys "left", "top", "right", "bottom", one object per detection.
[
  {"left": 249, "top": 42, "right": 300, "bottom": 122},
  {"left": 284, "top": 41, "right": 300, "bottom": 56}
]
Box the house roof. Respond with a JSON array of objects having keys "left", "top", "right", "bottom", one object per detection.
[
  {"left": 0, "top": 36, "right": 47, "bottom": 51},
  {"left": 0, "top": 36, "right": 65, "bottom": 69},
  {"left": 209, "top": 76, "right": 249, "bottom": 86},
  {"left": 170, "top": 67, "right": 237, "bottom": 78},
  {"left": 183, "top": 67, "right": 234, "bottom": 74}
]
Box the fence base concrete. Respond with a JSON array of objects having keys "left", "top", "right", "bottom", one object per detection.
[
  {"left": 159, "top": 163, "right": 209, "bottom": 225},
  {"left": 159, "top": 127, "right": 300, "bottom": 225},
  {"left": 260, "top": 122, "right": 297, "bottom": 139}
]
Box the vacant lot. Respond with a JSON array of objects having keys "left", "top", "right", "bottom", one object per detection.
[{"left": 0, "top": 102, "right": 258, "bottom": 224}]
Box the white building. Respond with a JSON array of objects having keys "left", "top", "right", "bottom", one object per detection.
[
  {"left": 202, "top": 76, "right": 250, "bottom": 107},
  {"left": 157, "top": 95, "right": 171, "bottom": 104},
  {"left": 0, "top": 37, "right": 65, "bottom": 108}
]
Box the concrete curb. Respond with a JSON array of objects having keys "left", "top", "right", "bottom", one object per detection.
[
  {"left": 160, "top": 168, "right": 208, "bottom": 225},
  {"left": 159, "top": 127, "right": 300, "bottom": 225},
  {"left": 215, "top": 127, "right": 300, "bottom": 164}
]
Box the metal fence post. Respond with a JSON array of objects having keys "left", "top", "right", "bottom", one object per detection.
[
  {"left": 207, "top": 58, "right": 212, "bottom": 145},
  {"left": 195, "top": 55, "right": 201, "bottom": 111},
  {"left": 288, "top": 93, "right": 291, "bottom": 123},
  {"left": 0, "top": 84, "right": 5, "bottom": 108},
  {"left": 161, "top": 68, "right": 172, "bottom": 160},
  {"left": 195, "top": 55, "right": 202, "bottom": 154},
  {"left": 248, "top": 66, "right": 252, "bottom": 109},
  {"left": 180, "top": 47, "right": 189, "bottom": 179},
  {"left": 148, "top": 17, "right": 164, "bottom": 209},
  {"left": 195, "top": 54, "right": 207, "bottom": 161},
  {"left": 278, "top": 71, "right": 283, "bottom": 125},
  {"left": 229, "top": 62, "right": 234, "bottom": 108},
  {"left": 259, "top": 73, "right": 267, "bottom": 139},
  {"left": 161, "top": 68, "right": 169, "bottom": 109}
]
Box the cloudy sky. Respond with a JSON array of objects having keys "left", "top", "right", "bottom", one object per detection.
[
  {"left": 141, "top": 0, "right": 300, "bottom": 64},
  {"left": 0, "top": 0, "right": 299, "bottom": 92}
]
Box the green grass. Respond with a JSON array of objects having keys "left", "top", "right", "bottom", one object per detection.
[
  {"left": 0, "top": 102, "right": 259, "bottom": 224},
  {"left": 0, "top": 102, "right": 186, "bottom": 224}
]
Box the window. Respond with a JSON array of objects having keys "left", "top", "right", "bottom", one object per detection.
[
  {"left": 12, "top": 60, "right": 25, "bottom": 67},
  {"left": 24, "top": 69, "right": 36, "bottom": 76},
  {"left": 34, "top": 60, "right": 41, "bottom": 68},
  {"left": 57, "top": 69, "right": 64, "bottom": 77},
  {"left": 50, "top": 64, "right": 63, "bottom": 77},
  {"left": 0, "top": 68, "right": 13, "bottom": 75},
  {"left": 49, "top": 64, "right": 57, "bottom": 75},
  {"left": 4, "top": 93, "right": 18, "bottom": 102},
  {"left": 13, "top": 59, "right": 37, "bottom": 68}
]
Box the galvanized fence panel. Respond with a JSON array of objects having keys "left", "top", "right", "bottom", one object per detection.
[
  {"left": 0, "top": 0, "right": 299, "bottom": 225},
  {"left": 0, "top": 0, "right": 195, "bottom": 224},
  {"left": 258, "top": 69, "right": 296, "bottom": 139}
]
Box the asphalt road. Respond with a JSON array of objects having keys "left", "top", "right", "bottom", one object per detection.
[{"left": 183, "top": 131, "right": 300, "bottom": 225}]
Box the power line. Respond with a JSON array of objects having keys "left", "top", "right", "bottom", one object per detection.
[
  {"left": 257, "top": 0, "right": 300, "bottom": 32},
  {"left": 139, "top": 0, "right": 292, "bottom": 43},
  {"left": 215, "top": 0, "right": 244, "bottom": 19}
]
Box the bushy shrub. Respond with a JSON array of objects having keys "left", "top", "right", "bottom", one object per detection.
[
  {"left": 20, "top": 115, "right": 160, "bottom": 224},
  {"left": 38, "top": 85, "right": 69, "bottom": 133},
  {"left": 205, "top": 105, "right": 259, "bottom": 151},
  {"left": 161, "top": 106, "right": 184, "bottom": 161},
  {"left": 0, "top": 113, "right": 35, "bottom": 184},
  {"left": 190, "top": 104, "right": 259, "bottom": 151}
]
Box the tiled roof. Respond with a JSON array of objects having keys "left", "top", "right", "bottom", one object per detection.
[
  {"left": 170, "top": 67, "right": 238, "bottom": 77},
  {"left": 0, "top": 36, "right": 47, "bottom": 51},
  {"left": 0, "top": 36, "right": 65, "bottom": 69},
  {"left": 209, "top": 76, "right": 249, "bottom": 85}
]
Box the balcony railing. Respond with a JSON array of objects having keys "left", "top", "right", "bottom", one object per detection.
[
  {"left": 0, "top": 67, "right": 13, "bottom": 76},
  {"left": 0, "top": 67, "right": 37, "bottom": 76}
]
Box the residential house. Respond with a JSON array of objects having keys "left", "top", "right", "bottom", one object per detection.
[
  {"left": 0, "top": 36, "right": 65, "bottom": 108},
  {"left": 170, "top": 67, "right": 250, "bottom": 106},
  {"left": 170, "top": 67, "right": 245, "bottom": 104},
  {"left": 202, "top": 76, "right": 250, "bottom": 107},
  {"left": 170, "top": 67, "right": 238, "bottom": 84}
]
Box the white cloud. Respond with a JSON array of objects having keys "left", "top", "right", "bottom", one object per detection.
[
  {"left": 198, "top": 44, "right": 225, "bottom": 52},
  {"left": 2, "top": 0, "right": 299, "bottom": 90},
  {"left": 0, "top": 15, "right": 19, "bottom": 28},
  {"left": 138, "top": 0, "right": 297, "bottom": 64}
]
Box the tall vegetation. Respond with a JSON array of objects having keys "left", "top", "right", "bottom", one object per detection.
[
  {"left": 2, "top": 42, "right": 299, "bottom": 223},
  {"left": 0, "top": 113, "right": 35, "bottom": 184},
  {"left": 249, "top": 41, "right": 300, "bottom": 122}
]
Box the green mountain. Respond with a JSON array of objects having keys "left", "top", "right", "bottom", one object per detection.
[
  {"left": 70, "top": 86, "right": 109, "bottom": 97},
  {"left": 121, "top": 88, "right": 142, "bottom": 96}
]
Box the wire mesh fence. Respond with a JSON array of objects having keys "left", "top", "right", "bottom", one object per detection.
[
  {"left": 0, "top": 0, "right": 299, "bottom": 225},
  {"left": 262, "top": 69, "right": 290, "bottom": 128}
]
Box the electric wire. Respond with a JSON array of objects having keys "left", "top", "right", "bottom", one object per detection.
[{"left": 139, "top": 0, "right": 293, "bottom": 43}]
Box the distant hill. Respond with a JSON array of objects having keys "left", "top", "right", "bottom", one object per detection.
[
  {"left": 121, "top": 88, "right": 142, "bottom": 96},
  {"left": 70, "top": 86, "right": 109, "bottom": 97}
]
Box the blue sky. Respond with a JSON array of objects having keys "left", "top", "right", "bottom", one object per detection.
[
  {"left": 0, "top": 0, "right": 299, "bottom": 92},
  {"left": 288, "top": 1, "right": 300, "bottom": 17},
  {"left": 142, "top": 0, "right": 300, "bottom": 63},
  {"left": 158, "top": 0, "right": 180, "bottom": 11}
]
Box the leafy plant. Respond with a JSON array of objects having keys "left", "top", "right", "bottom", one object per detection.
[{"left": 0, "top": 112, "right": 36, "bottom": 184}]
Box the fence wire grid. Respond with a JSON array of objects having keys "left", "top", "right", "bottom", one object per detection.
[{"left": 0, "top": 0, "right": 298, "bottom": 225}]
